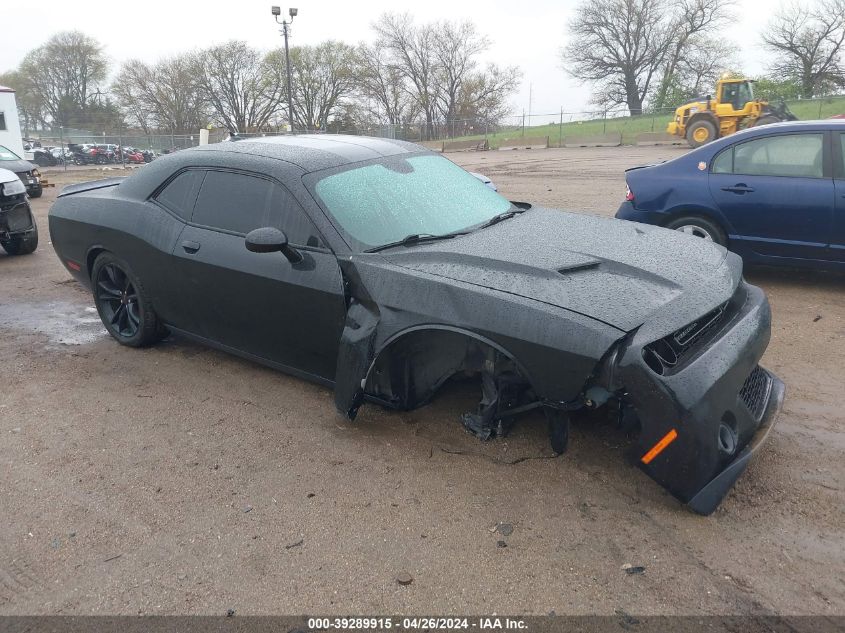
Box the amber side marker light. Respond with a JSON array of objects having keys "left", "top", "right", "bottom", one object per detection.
[{"left": 641, "top": 428, "right": 678, "bottom": 464}]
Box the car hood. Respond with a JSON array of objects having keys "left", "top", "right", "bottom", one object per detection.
[
  {"left": 0, "top": 167, "right": 19, "bottom": 184},
  {"left": 382, "top": 208, "right": 738, "bottom": 332},
  {"left": 0, "top": 159, "right": 35, "bottom": 175}
]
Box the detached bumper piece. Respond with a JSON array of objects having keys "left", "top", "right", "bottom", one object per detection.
[
  {"left": 618, "top": 281, "right": 784, "bottom": 514},
  {"left": 687, "top": 366, "right": 784, "bottom": 515}
]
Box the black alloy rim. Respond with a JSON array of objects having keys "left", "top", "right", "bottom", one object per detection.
[{"left": 96, "top": 263, "right": 140, "bottom": 337}]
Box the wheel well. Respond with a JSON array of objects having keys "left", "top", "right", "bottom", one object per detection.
[
  {"left": 364, "top": 328, "right": 533, "bottom": 411},
  {"left": 86, "top": 247, "right": 106, "bottom": 280}
]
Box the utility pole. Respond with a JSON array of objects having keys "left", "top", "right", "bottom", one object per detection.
[
  {"left": 272, "top": 6, "right": 299, "bottom": 133},
  {"left": 528, "top": 83, "right": 532, "bottom": 128}
]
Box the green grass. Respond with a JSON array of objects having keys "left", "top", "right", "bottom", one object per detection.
[{"left": 455, "top": 95, "right": 845, "bottom": 148}]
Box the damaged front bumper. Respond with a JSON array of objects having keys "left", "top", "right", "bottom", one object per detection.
[
  {"left": 0, "top": 198, "right": 35, "bottom": 238},
  {"left": 615, "top": 281, "right": 784, "bottom": 514},
  {"left": 687, "top": 370, "right": 783, "bottom": 514}
]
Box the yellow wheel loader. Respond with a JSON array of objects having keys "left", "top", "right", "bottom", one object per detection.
[{"left": 667, "top": 77, "right": 797, "bottom": 148}]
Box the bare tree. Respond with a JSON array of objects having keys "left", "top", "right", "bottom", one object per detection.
[
  {"left": 676, "top": 36, "right": 736, "bottom": 96},
  {"left": 268, "top": 41, "right": 357, "bottom": 131},
  {"left": 652, "top": 36, "right": 738, "bottom": 105},
  {"left": 373, "top": 13, "right": 442, "bottom": 139},
  {"left": 432, "top": 20, "right": 489, "bottom": 126},
  {"left": 762, "top": 0, "right": 845, "bottom": 98},
  {"left": 112, "top": 55, "right": 209, "bottom": 134},
  {"left": 652, "top": 0, "right": 732, "bottom": 108},
  {"left": 356, "top": 42, "right": 416, "bottom": 124},
  {"left": 455, "top": 64, "right": 522, "bottom": 129},
  {"left": 564, "top": 0, "right": 730, "bottom": 114},
  {"left": 372, "top": 13, "right": 520, "bottom": 137},
  {"left": 195, "top": 41, "right": 284, "bottom": 133},
  {"left": 18, "top": 31, "right": 108, "bottom": 126}
]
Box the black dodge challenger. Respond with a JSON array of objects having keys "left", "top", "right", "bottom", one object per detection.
[{"left": 48, "top": 135, "right": 784, "bottom": 514}]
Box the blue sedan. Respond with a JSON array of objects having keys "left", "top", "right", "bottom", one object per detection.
[{"left": 616, "top": 120, "right": 845, "bottom": 271}]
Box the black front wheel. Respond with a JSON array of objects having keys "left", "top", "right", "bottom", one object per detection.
[
  {"left": 92, "top": 253, "right": 166, "bottom": 347},
  {"left": 0, "top": 225, "right": 38, "bottom": 255}
]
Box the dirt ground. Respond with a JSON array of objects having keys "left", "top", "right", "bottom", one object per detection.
[{"left": 0, "top": 146, "right": 842, "bottom": 616}]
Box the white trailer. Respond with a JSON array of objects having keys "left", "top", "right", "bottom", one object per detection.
[{"left": 0, "top": 86, "right": 25, "bottom": 158}]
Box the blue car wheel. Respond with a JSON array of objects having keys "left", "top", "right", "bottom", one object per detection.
[{"left": 664, "top": 215, "right": 727, "bottom": 247}]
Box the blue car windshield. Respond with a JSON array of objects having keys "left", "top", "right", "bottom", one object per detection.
[{"left": 313, "top": 154, "right": 512, "bottom": 251}]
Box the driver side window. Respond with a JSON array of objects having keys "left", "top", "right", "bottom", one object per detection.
[{"left": 191, "top": 170, "right": 322, "bottom": 246}]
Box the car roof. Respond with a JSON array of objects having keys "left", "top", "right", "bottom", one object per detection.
[
  {"left": 119, "top": 134, "right": 430, "bottom": 201},
  {"left": 696, "top": 119, "right": 845, "bottom": 154},
  {"left": 730, "top": 119, "right": 845, "bottom": 137},
  {"left": 187, "top": 134, "right": 426, "bottom": 172}
]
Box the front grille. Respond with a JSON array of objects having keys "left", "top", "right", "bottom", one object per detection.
[
  {"left": 739, "top": 365, "right": 771, "bottom": 421},
  {"left": 1, "top": 202, "right": 33, "bottom": 233}
]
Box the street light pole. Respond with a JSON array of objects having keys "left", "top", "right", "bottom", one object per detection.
[{"left": 272, "top": 7, "right": 298, "bottom": 133}]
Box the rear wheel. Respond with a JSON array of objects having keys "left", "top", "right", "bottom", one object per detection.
[
  {"left": 1, "top": 225, "right": 38, "bottom": 255},
  {"left": 91, "top": 253, "right": 166, "bottom": 347},
  {"left": 686, "top": 119, "right": 717, "bottom": 148},
  {"left": 665, "top": 215, "right": 727, "bottom": 247}
]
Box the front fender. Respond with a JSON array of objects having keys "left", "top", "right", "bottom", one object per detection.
[{"left": 332, "top": 256, "right": 623, "bottom": 419}]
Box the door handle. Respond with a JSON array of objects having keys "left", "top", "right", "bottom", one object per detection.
[
  {"left": 181, "top": 240, "right": 200, "bottom": 254},
  {"left": 721, "top": 184, "right": 755, "bottom": 194}
]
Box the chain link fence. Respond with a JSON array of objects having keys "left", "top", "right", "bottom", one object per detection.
[{"left": 24, "top": 94, "right": 845, "bottom": 167}]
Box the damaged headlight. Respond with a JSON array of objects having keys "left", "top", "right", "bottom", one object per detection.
[{"left": 2, "top": 179, "right": 26, "bottom": 196}]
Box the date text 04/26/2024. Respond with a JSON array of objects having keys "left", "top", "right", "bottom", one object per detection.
[{"left": 306, "top": 617, "right": 527, "bottom": 630}]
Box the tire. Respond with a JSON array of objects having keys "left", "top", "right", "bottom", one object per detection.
[
  {"left": 28, "top": 185, "right": 43, "bottom": 199},
  {"left": 1, "top": 224, "right": 38, "bottom": 255},
  {"left": 91, "top": 252, "right": 166, "bottom": 347},
  {"left": 753, "top": 115, "right": 780, "bottom": 127},
  {"left": 665, "top": 215, "right": 727, "bottom": 247},
  {"left": 686, "top": 119, "right": 717, "bottom": 148}
]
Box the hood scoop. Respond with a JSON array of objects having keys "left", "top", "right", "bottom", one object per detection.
[{"left": 557, "top": 260, "right": 600, "bottom": 275}]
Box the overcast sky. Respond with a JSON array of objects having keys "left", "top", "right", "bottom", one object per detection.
[{"left": 1, "top": 0, "right": 770, "bottom": 120}]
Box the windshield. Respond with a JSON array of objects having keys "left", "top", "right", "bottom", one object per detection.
[
  {"left": 312, "top": 154, "right": 513, "bottom": 251},
  {"left": 0, "top": 145, "right": 22, "bottom": 161}
]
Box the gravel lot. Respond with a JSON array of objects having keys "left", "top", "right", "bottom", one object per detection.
[{"left": 0, "top": 146, "right": 842, "bottom": 615}]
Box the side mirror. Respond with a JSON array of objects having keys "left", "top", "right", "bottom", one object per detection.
[{"left": 245, "top": 227, "right": 303, "bottom": 263}]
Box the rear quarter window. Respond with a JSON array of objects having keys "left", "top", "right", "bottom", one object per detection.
[
  {"left": 154, "top": 170, "right": 205, "bottom": 220},
  {"left": 711, "top": 148, "right": 733, "bottom": 174}
]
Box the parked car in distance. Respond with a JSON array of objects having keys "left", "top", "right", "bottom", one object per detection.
[
  {"left": 30, "top": 147, "right": 58, "bottom": 167},
  {"left": 617, "top": 120, "right": 845, "bottom": 272},
  {"left": 50, "top": 146, "right": 73, "bottom": 164},
  {"left": 0, "top": 144, "right": 43, "bottom": 198},
  {"left": 470, "top": 172, "right": 497, "bottom": 191},
  {"left": 48, "top": 135, "right": 783, "bottom": 515},
  {"left": 120, "top": 147, "right": 146, "bottom": 164},
  {"left": 0, "top": 167, "right": 38, "bottom": 255}
]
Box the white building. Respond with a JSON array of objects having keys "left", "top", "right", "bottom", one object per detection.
[{"left": 0, "top": 86, "right": 25, "bottom": 157}]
